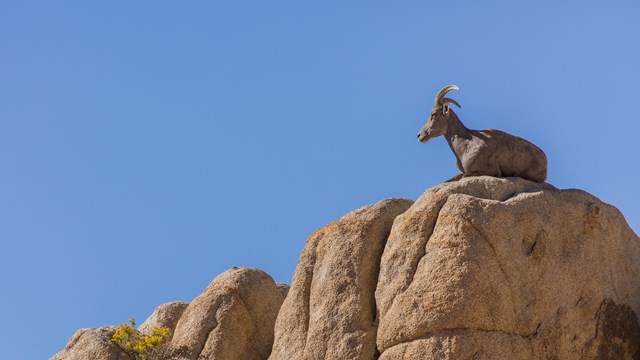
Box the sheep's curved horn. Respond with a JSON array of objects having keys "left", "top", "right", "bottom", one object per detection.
[
  {"left": 435, "top": 85, "right": 460, "bottom": 104},
  {"left": 443, "top": 97, "right": 461, "bottom": 108}
]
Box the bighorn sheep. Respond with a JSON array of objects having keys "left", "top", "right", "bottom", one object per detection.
[{"left": 417, "top": 85, "right": 548, "bottom": 183}]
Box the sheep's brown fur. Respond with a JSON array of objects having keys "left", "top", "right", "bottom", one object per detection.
[{"left": 417, "top": 85, "right": 547, "bottom": 183}]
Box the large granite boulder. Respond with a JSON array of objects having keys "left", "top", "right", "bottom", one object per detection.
[
  {"left": 51, "top": 326, "right": 130, "bottom": 360},
  {"left": 375, "top": 176, "right": 640, "bottom": 359},
  {"left": 269, "top": 198, "right": 413, "bottom": 360},
  {"left": 168, "top": 267, "right": 286, "bottom": 360},
  {"left": 139, "top": 301, "right": 189, "bottom": 340}
]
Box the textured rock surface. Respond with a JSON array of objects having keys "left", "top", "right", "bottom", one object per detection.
[
  {"left": 52, "top": 176, "right": 640, "bottom": 360},
  {"left": 168, "top": 267, "right": 285, "bottom": 360},
  {"left": 269, "top": 198, "right": 413, "bottom": 360},
  {"left": 276, "top": 282, "right": 290, "bottom": 299},
  {"left": 583, "top": 299, "right": 640, "bottom": 359},
  {"left": 376, "top": 176, "right": 640, "bottom": 359},
  {"left": 51, "top": 326, "right": 130, "bottom": 360},
  {"left": 139, "top": 301, "right": 189, "bottom": 339}
]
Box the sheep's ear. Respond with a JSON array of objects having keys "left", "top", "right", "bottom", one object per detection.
[{"left": 442, "top": 103, "right": 450, "bottom": 114}]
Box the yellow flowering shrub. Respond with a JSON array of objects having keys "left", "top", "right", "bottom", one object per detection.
[{"left": 111, "top": 316, "right": 170, "bottom": 360}]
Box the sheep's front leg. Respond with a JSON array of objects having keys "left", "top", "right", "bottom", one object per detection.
[
  {"left": 461, "top": 168, "right": 502, "bottom": 180},
  {"left": 445, "top": 172, "right": 464, "bottom": 182}
]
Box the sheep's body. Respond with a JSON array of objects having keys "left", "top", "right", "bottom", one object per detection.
[
  {"left": 418, "top": 85, "right": 548, "bottom": 183},
  {"left": 446, "top": 126, "right": 547, "bottom": 183}
]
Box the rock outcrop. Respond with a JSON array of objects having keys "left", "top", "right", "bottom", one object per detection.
[
  {"left": 374, "top": 177, "right": 640, "bottom": 359},
  {"left": 138, "top": 301, "right": 189, "bottom": 339},
  {"left": 52, "top": 326, "right": 130, "bottom": 360},
  {"left": 168, "top": 267, "right": 286, "bottom": 360},
  {"left": 53, "top": 177, "right": 640, "bottom": 360},
  {"left": 269, "top": 198, "right": 413, "bottom": 360},
  {"left": 53, "top": 268, "right": 285, "bottom": 360}
]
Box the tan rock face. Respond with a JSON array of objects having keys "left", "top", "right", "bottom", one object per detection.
[
  {"left": 168, "top": 267, "right": 286, "bottom": 360},
  {"left": 276, "top": 282, "right": 290, "bottom": 299},
  {"left": 269, "top": 198, "right": 413, "bottom": 360},
  {"left": 51, "top": 326, "right": 130, "bottom": 360},
  {"left": 376, "top": 176, "right": 640, "bottom": 359},
  {"left": 138, "top": 301, "right": 189, "bottom": 341}
]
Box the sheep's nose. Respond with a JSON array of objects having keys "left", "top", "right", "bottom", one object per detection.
[{"left": 417, "top": 133, "right": 421, "bottom": 138}]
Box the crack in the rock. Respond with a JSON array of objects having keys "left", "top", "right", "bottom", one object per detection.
[
  {"left": 405, "top": 200, "right": 449, "bottom": 294},
  {"left": 527, "top": 238, "right": 538, "bottom": 256},
  {"left": 459, "top": 212, "right": 519, "bottom": 322},
  {"left": 593, "top": 301, "right": 604, "bottom": 340},
  {"left": 578, "top": 299, "right": 606, "bottom": 359},
  {"left": 301, "top": 237, "right": 319, "bottom": 356},
  {"left": 399, "top": 185, "right": 543, "bottom": 309},
  {"left": 380, "top": 325, "right": 540, "bottom": 356},
  {"left": 379, "top": 184, "right": 554, "bottom": 356},
  {"left": 463, "top": 215, "right": 509, "bottom": 282}
]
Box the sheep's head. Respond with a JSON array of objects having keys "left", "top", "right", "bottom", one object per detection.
[{"left": 417, "top": 85, "right": 461, "bottom": 143}]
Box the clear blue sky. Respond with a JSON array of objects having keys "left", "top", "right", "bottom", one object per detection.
[{"left": 1, "top": 2, "right": 638, "bottom": 359}]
